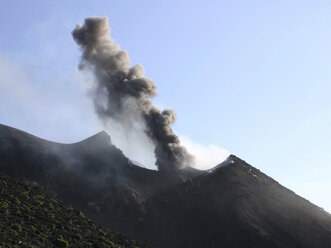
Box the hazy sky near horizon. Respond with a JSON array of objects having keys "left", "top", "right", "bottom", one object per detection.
[{"left": 0, "top": 1, "right": 331, "bottom": 212}]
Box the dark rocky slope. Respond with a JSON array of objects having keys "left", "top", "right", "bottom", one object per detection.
[
  {"left": 0, "top": 124, "right": 184, "bottom": 234},
  {"left": 0, "top": 123, "right": 331, "bottom": 247},
  {"left": 0, "top": 172, "right": 147, "bottom": 247},
  {"left": 137, "top": 156, "right": 331, "bottom": 247}
]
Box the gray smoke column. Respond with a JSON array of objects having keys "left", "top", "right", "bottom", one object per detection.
[{"left": 72, "top": 16, "right": 194, "bottom": 172}]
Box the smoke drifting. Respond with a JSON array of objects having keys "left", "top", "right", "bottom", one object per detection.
[{"left": 72, "top": 16, "right": 194, "bottom": 172}]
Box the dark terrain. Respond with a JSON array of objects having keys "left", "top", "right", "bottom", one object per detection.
[
  {"left": 0, "top": 171, "right": 147, "bottom": 247},
  {"left": 0, "top": 123, "right": 330, "bottom": 247}
]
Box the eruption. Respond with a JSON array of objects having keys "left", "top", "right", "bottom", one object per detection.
[{"left": 72, "top": 16, "right": 194, "bottom": 172}]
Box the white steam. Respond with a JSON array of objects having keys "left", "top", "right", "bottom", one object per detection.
[{"left": 180, "top": 135, "right": 230, "bottom": 170}]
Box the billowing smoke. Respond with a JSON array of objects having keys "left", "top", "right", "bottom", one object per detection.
[{"left": 72, "top": 16, "right": 194, "bottom": 172}]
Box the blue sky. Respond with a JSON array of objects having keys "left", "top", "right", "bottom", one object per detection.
[{"left": 0, "top": 1, "right": 331, "bottom": 212}]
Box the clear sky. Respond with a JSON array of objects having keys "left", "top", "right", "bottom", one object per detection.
[{"left": 0, "top": 1, "right": 330, "bottom": 212}]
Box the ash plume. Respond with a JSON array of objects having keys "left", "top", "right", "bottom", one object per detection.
[{"left": 72, "top": 16, "right": 194, "bottom": 172}]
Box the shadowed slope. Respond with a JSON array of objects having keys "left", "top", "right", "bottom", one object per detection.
[{"left": 0, "top": 124, "right": 169, "bottom": 235}]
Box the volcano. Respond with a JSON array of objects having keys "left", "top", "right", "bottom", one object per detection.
[{"left": 0, "top": 123, "right": 330, "bottom": 247}]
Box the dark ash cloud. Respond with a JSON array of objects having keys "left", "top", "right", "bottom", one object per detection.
[{"left": 72, "top": 16, "right": 194, "bottom": 172}]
